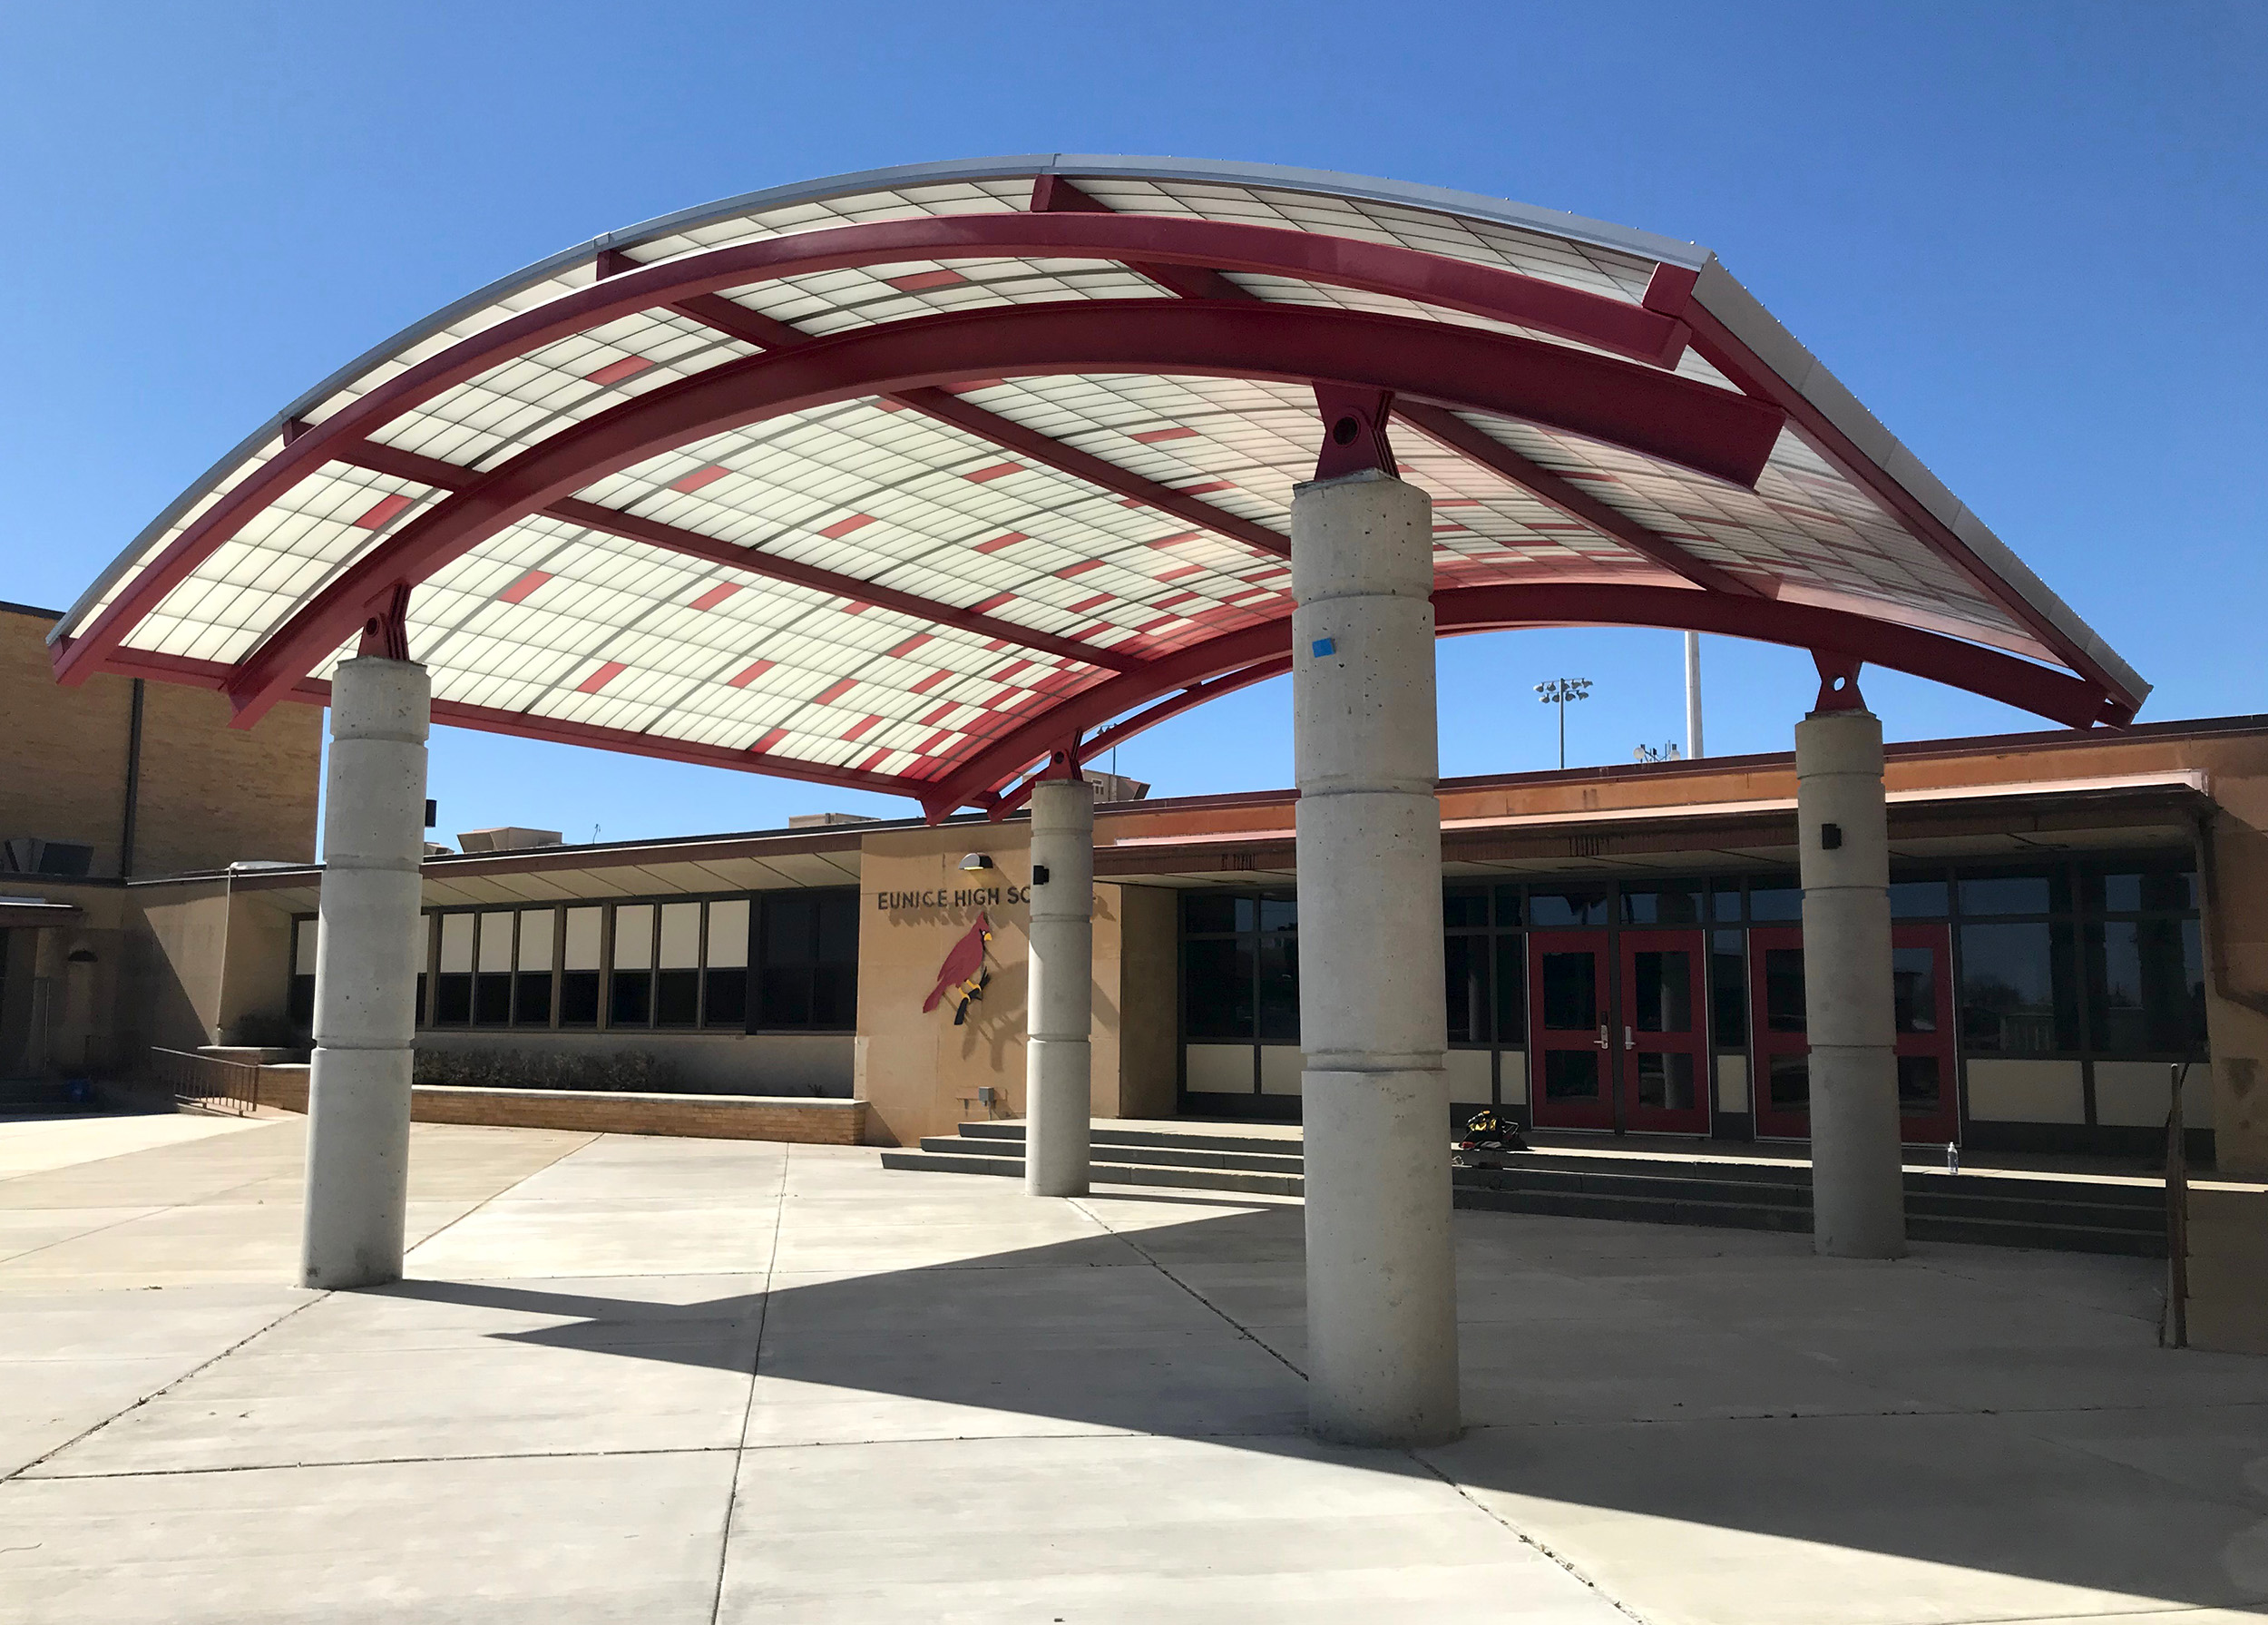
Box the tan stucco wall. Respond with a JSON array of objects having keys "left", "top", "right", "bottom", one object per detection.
[{"left": 854, "top": 818, "right": 1150, "bottom": 1146}]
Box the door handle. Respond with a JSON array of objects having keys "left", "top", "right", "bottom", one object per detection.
[
  {"left": 1624, "top": 1025, "right": 1635, "bottom": 1050},
  {"left": 1594, "top": 1024, "right": 1608, "bottom": 1049}
]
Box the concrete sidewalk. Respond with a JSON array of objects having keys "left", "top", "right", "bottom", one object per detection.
[{"left": 3, "top": 1113, "right": 2265, "bottom": 1622}]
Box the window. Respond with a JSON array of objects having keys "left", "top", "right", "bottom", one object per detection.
[
  {"left": 1958, "top": 922, "right": 2077, "bottom": 1053},
  {"left": 2087, "top": 917, "right": 2203, "bottom": 1055},
  {"left": 1183, "top": 937, "right": 1255, "bottom": 1039},
  {"left": 1710, "top": 929, "right": 1746, "bottom": 1048},
  {"left": 1888, "top": 879, "right": 1950, "bottom": 918},
  {"left": 2087, "top": 868, "right": 2198, "bottom": 914},
  {"left": 1747, "top": 885, "right": 1803, "bottom": 923},
  {"left": 611, "top": 904, "right": 654, "bottom": 1025},
  {"left": 1958, "top": 870, "right": 2069, "bottom": 917},
  {"left": 434, "top": 913, "right": 474, "bottom": 1025},
  {"left": 560, "top": 906, "right": 602, "bottom": 1026},
  {"left": 1622, "top": 883, "right": 1703, "bottom": 925},
  {"left": 1530, "top": 886, "right": 1608, "bottom": 927},
  {"left": 656, "top": 902, "right": 701, "bottom": 1027},
  {"left": 474, "top": 911, "right": 513, "bottom": 1026},
  {"left": 289, "top": 917, "right": 318, "bottom": 1023},
  {"left": 758, "top": 890, "right": 859, "bottom": 1031},
  {"left": 704, "top": 899, "right": 749, "bottom": 1028},
  {"left": 1444, "top": 935, "right": 1490, "bottom": 1046},
  {"left": 513, "top": 908, "right": 554, "bottom": 1026}
]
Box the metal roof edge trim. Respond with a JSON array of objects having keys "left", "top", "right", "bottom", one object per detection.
[
  {"left": 1688, "top": 257, "right": 2147, "bottom": 705},
  {"left": 53, "top": 155, "right": 1707, "bottom": 645}
]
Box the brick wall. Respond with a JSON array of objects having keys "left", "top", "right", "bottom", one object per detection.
[
  {"left": 0, "top": 604, "right": 319, "bottom": 881},
  {"left": 250, "top": 1067, "right": 867, "bottom": 1143}
]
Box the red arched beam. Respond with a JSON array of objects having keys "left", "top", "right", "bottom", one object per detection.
[
  {"left": 978, "top": 653, "right": 1296, "bottom": 822},
  {"left": 1645, "top": 268, "right": 2143, "bottom": 720},
  {"left": 93, "top": 648, "right": 922, "bottom": 801},
  {"left": 924, "top": 582, "right": 2120, "bottom": 815},
  {"left": 217, "top": 299, "right": 1784, "bottom": 724},
  {"left": 56, "top": 212, "right": 1691, "bottom": 688}
]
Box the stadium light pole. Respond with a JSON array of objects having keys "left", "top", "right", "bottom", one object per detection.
[{"left": 1535, "top": 677, "right": 1593, "bottom": 769}]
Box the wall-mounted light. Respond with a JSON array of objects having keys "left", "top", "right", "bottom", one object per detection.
[{"left": 959, "top": 853, "right": 994, "bottom": 872}]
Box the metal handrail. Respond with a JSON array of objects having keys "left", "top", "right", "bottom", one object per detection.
[{"left": 148, "top": 1046, "right": 263, "bottom": 1117}]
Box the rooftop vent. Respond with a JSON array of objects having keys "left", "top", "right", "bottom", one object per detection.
[
  {"left": 788, "top": 812, "right": 881, "bottom": 828},
  {"left": 455, "top": 827, "right": 564, "bottom": 854}
]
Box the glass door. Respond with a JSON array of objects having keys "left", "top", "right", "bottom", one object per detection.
[
  {"left": 1619, "top": 930, "right": 1710, "bottom": 1133},
  {"left": 1528, "top": 930, "right": 1614, "bottom": 1130},
  {"left": 1748, "top": 922, "right": 1960, "bottom": 1144}
]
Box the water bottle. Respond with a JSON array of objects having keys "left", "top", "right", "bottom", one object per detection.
[{"left": 1945, "top": 1140, "right": 1959, "bottom": 1175}]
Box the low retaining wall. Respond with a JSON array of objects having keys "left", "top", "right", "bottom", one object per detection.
[{"left": 249, "top": 1067, "right": 866, "bottom": 1144}]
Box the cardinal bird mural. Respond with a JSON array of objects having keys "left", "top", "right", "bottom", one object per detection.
[{"left": 922, "top": 911, "right": 993, "bottom": 1025}]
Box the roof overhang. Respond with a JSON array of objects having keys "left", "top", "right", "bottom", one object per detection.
[{"left": 55, "top": 156, "right": 2147, "bottom": 820}]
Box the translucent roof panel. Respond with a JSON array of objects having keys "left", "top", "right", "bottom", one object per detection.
[{"left": 56, "top": 156, "right": 2146, "bottom": 816}]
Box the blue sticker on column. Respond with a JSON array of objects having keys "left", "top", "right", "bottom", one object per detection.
[{"left": 1311, "top": 637, "right": 1335, "bottom": 658}]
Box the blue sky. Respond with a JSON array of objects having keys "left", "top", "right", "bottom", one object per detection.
[{"left": 3, "top": 2, "right": 2261, "bottom": 844}]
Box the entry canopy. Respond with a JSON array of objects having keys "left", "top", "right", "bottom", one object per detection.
[{"left": 54, "top": 156, "right": 2146, "bottom": 819}]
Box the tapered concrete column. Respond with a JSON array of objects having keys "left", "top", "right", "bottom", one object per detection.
[
  {"left": 1293, "top": 468, "right": 1460, "bottom": 1447},
  {"left": 1796, "top": 704, "right": 1907, "bottom": 1258},
  {"left": 1024, "top": 775, "right": 1093, "bottom": 1197},
  {"left": 300, "top": 656, "right": 431, "bottom": 1288}
]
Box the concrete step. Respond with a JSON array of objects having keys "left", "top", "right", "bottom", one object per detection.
[
  {"left": 894, "top": 1122, "right": 2171, "bottom": 1255},
  {"left": 882, "top": 1148, "right": 1305, "bottom": 1197}
]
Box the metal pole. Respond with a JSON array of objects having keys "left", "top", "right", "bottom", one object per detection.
[
  {"left": 1558, "top": 694, "right": 1566, "bottom": 770},
  {"left": 2166, "top": 1061, "right": 2190, "bottom": 1348},
  {"left": 1684, "top": 631, "right": 1704, "bottom": 760}
]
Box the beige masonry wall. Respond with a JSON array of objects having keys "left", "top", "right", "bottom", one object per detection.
[{"left": 853, "top": 818, "right": 1175, "bottom": 1146}]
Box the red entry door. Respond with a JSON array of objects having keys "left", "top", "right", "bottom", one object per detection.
[
  {"left": 1528, "top": 931, "right": 1614, "bottom": 1130},
  {"left": 1619, "top": 930, "right": 1711, "bottom": 1134},
  {"left": 1749, "top": 923, "right": 1960, "bottom": 1144}
]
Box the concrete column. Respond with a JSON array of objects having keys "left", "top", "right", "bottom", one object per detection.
[
  {"left": 1796, "top": 704, "right": 1907, "bottom": 1258},
  {"left": 1293, "top": 468, "right": 1460, "bottom": 1447},
  {"left": 1024, "top": 775, "right": 1093, "bottom": 1197},
  {"left": 300, "top": 656, "right": 431, "bottom": 1289}
]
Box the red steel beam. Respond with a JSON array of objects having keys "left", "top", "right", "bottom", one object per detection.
[
  {"left": 609, "top": 260, "right": 1293, "bottom": 560},
  {"left": 1392, "top": 401, "right": 1760, "bottom": 597},
  {"left": 337, "top": 441, "right": 1142, "bottom": 673},
  {"left": 1037, "top": 179, "right": 1747, "bottom": 597},
  {"left": 219, "top": 300, "right": 1784, "bottom": 723},
  {"left": 923, "top": 581, "right": 2117, "bottom": 811},
  {"left": 91, "top": 647, "right": 920, "bottom": 800},
  {"left": 1645, "top": 269, "right": 2144, "bottom": 720},
  {"left": 57, "top": 210, "right": 1692, "bottom": 687}
]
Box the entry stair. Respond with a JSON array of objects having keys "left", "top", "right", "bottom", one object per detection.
[{"left": 882, "top": 1121, "right": 2169, "bottom": 1257}]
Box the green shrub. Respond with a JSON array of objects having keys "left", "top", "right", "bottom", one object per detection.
[{"left": 411, "top": 1048, "right": 671, "bottom": 1092}]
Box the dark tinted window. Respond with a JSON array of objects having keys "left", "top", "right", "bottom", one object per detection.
[
  {"left": 1622, "top": 884, "right": 1703, "bottom": 925},
  {"left": 1959, "top": 922, "right": 2077, "bottom": 1052},
  {"left": 1959, "top": 872, "right": 2068, "bottom": 916},
  {"left": 1530, "top": 886, "right": 1609, "bottom": 927},
  {"left": 758, "top": 891, "right": 860, "bottom": 1031},
  {"left": 1710, "top": 929, "right": 1746, "bottom": 1047},
  {"left": 1888, "top": 880, "right": 1950, "bottom": 918},
  {"left": 2087, "top": 869, "right": 2198, "bottom": 914},
  {"left": 1445, "top": 935, "right": 1491, "bottom": 1045},
  {"left": 1256, "top": 935, "right": 1299, "bottom": 1045},
  {"left": 1183, "top": 938, "right": 1255, "bottom": 1039},
  {"left": 2087, "top": 918, "right": 2203, "bottom": 1054},
  {"left": 1493, "top": 935, "right": 1526, "bottom": 1046},
  {"left": 1748, "top": 886, "right": 1803, "bottom": 923},
  {"left": 1443, "top": 886, "right": 1490, "bottom": 930},
  {"left": 1183, "top": 894, "right": 1244, "bottom": 935}
]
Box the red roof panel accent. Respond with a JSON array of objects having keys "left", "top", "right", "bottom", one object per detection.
[
  {"left": 1135, "top": 615, "right": 1183, "bottom": 635},
  {"left": 886, "top": 632, "right": 934, "bottom": 659},
  {"left": 749, "top": 726, "right": 787, "bottom": 754},
  {"left": 1063, "top": 593, "right": 1112, "bottom": 615},
  {"left": 973, "top": 532, "right": 1027, "bottom": 554},
  {"left": 812, "top": 676, "right": 858, "bottom": 705},
  {"left": 842, "top": 714, "right": 882, "bottom": 742},
  {"left": 919, "top": 701, "right": 959, "bottom": 726},
  {"left": 1131, "top": 426, "right": 1198, "bottom": 444},
  {"left": 727, "top": 659, "right": 776, "bottom": 688},
  {"left": 575, "top": 661, "right": 627, "bottom": 694},
  {"left": 354, "top": 494, "right": 414, "bottom": 530},
  {"left": 818, "top": 514, "right": 875, "bottom": 540},
  {"left": 856, "top": 747, "right": 892, "bottom": 772},
  {"left": 908, "top": 670, "right": 953, "bottom": 695},
  {"left": 991, "top": 659, "right": 1033, "bottom": 681},
  {"left": 914, "top": 729, "right": 957, "bottom": 755},
  {"left": 497, "top": 568, "right": 553, "bottom": 604},
  {"left": 969, "top": 592, "right": 1015, "bottom": 614},
  {"left": 1156, "top": 564, "right": 1205, "bottom": 582},
  {"left": 886, "top": 269, "right": 969, "bottom": 292},
  {"left": 670, "top": 465, "right": 730, "bottom": 494},
  {"left": 841, "top": 601, "right": 872, "bottom": 616},
  {"left": 1145, "top": 531, "right": 1201, "bottom": 548},
  {"left": 584, "top": 356, "right": 654, "bottom": 387},
  {"left": 964, "top": 462, "right": 1023, "bottom": 484},
  {"left": 1155, "top": 592, "right": 1201, "bottom": 611},
  {"left": 1174, "top": 480, "right": 1234, "bottom": 496},
  {"left": 689, "top": 582, "right": 741, "bottom": 612},
  {"left": 1053, "top": 560, "right": 1105, "bottom": 580}
]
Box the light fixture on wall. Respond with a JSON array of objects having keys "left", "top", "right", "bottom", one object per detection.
[{"left": 959, "top": 853, "right": 993, "bottom": 872}]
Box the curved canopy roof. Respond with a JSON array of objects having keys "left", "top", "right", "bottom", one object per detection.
[{"left": 54, "top": 155, "right": 2146, "bottom": 818}]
